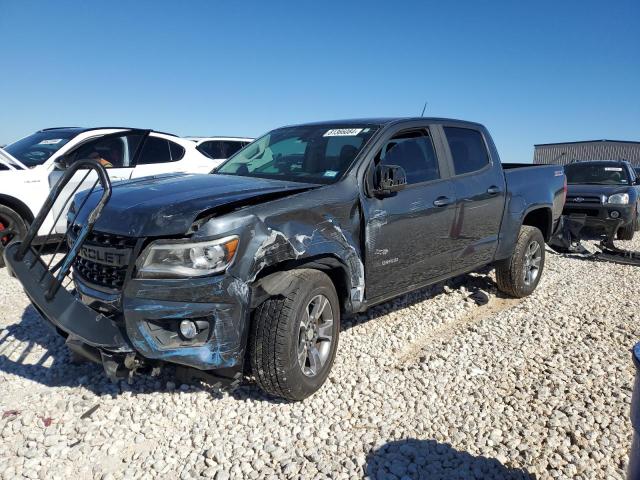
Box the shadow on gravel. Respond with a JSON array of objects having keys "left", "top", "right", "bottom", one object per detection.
[
  {"left": 0, "top": 268, "right": 503, "bottom": 404},
  {"left": 0, "top": 305, "right": 107, "bottom": 390},
  {"left": 0, "top": 305, "right": 293, "bottom": 403},
  {"left": 343, "top": 269, "right": 500, "bottom": 332},
  {"left": 366, "top": 438, "right": 534, "bottom": 480}
]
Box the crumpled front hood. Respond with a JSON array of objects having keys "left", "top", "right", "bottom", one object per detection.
[{"left": 71, "top": 173, "right": 316, "bottom": 237}]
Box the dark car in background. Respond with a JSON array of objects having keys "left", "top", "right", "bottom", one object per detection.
[{"left": 563, "top": 160, "right": 640, "bottom": 240}]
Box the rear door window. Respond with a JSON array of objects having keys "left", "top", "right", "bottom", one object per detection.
[
  {"left": 137, "top": 137, "right": 172, "bottom": 165},
  {"left": 444, "top": 127, "right": 490, "bottom": 175}
]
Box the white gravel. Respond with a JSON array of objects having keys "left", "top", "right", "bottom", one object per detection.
[{"left": 1, "top": 237, "right": 639, "bottom": 479}]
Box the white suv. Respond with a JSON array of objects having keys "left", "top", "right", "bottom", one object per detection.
[
  {"left": 0, "top": 127, "right": 218, "bottom": 264},
  {"left": 186, "top": 136, "right": 254, "bottom": 167}
]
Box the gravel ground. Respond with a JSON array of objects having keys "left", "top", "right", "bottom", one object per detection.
[{"left": 1, "top": 237, "right": 639, "bottom": 479}]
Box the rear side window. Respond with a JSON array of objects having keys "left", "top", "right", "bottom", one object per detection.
[
  {"left": 169, "top": 141, "right": 185, "bottom": 161},
  {"left": 198, "top": 140, "right": 245, "bottom": 159},
  {"left": 444, "top": 127, "right": 490, "bottom": 175},
  {"left": 376, "top": 130, "right": 440, "bottom": 184},
  {"left": 138, "top": 137, "right": 174, "bottom": 165}
]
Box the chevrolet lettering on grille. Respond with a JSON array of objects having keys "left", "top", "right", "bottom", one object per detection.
[{"left": 78, "top": 245, "right": 131, "bottom": 267}]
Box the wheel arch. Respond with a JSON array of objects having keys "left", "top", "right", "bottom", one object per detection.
[
  {"left": 0, "top": 194, "right": 34, "bottom": 224},
  {"left": 521, "top": 206, "right": 552, "bottom": 241},
  {"left": 250, "top": 254, "right": 352, "bottom": 314}
]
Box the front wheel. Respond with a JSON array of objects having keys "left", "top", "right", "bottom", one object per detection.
[
  {"left": 495, "top": 226, "right": 546, "bottom": 298},
  {"left": 249, "top": 269, "right": 340, "bottom": 401},
  {"left": 617, "top": 218, "right": 636, "bottom": 241},
  {"left": 0, "top": 205, "right": 29, "bottom": 268}
]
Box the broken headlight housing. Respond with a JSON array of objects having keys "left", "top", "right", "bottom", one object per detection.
[
  {"left": 136, "top": 235, "right": 239, "bottom": 278},
  {"left": 607, "top": 193, "right": 629, "bottom": 205}
]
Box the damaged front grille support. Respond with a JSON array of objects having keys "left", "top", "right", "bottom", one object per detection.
[
  {"left": 13, "top": 159, "right": 112, "bottom": 300},
  {"left": 549, "top": 215, "right": 640, "bottom": 266}
]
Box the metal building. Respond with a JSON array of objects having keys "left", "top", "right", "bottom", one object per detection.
[{"left": 533, "top": 140, "right": 640, "bottom": 166}]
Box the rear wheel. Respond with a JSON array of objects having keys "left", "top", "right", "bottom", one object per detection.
[
  {"left": 249, "top": 269, "right": 340, "bottom": 401},
  {"left": 496, "top": 226, "right": 546, "bottom": 298},
  {"left": 0, "top": 205, "right": 28, "bottom": 268}
]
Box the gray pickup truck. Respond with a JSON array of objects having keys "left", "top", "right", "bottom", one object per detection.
[{"left": 5, "top": 118, "right": 566, "bottom": 400}]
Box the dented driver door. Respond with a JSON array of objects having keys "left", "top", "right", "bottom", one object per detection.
[{"left": 362, "top": 126, "right": 457, "bottom": 301}]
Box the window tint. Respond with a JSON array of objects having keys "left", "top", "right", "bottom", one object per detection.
[
  {"left": 168, "top": 141, "right": 185, "bottom": 161},
  {"left": 444, "top": 127, "right": 490, "bottom": 175},
  {"left": 137, "top": 137, "right": 172, "bottom": 165},
  {"left": 217, "top": 124, "right": 379, "bottom": 184},
  {"left": 198, "top": 140, "right": 245, "bottom": 159},
  {"left": 67, "top": 135, "right": 129, "bottom": 168},
  {"left": 564, "top": 162, "right": 630, "bottom": 185},
  {"left": 377, "top": 130, "right": 440, "bottom": 184},
  {"left": 4, "top": 131, "right": 76, "bottom": 167}
]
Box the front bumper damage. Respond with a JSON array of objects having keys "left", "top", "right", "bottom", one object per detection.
[
  {"left": 549, "top": 214, "right": 640, "bottom": 266},
  {"left": 4, "top": 241, "right": 248, "bottom": 387},
  {"left": 563, "top": 202, "right": 635, "bottom": 231}
]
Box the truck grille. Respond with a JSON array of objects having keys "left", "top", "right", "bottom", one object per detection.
[
  {"left": 68, "top": 225, "right": 136, "bottom": 290},
  {"left": 566, "top": 195, "right": 602, "bottom": 204}
]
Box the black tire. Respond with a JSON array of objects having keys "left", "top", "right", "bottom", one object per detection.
[
  {"left": 249, "top": 269, "right": 340, "bottom": 401},
  {"left": 0, "top": 205, "right": 29, "bottom": 268},
  {"left": 617, "top": 219, "right": 636, "bottom": 241},
  {"left": 495, "top": 226, "right": 546, "bottom": 298}
]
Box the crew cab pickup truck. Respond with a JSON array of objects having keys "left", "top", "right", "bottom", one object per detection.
[
  {"left": 563, "top": 160, "right": 640, "bottom": 240},
  {"left": 5, "top": 118, "right": 566, "bottom": 401}
]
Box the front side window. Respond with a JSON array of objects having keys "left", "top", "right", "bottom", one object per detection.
[
  {"left": 217, "top": 125, "right": 379, "bottom": 184},
  {"left": 66, "top": 135, "right": 129, "bottom": 168},
  {"left": 375, "top": 130, "right": 440, "bottom": 184},
  {"left": 444, "top": 127, "right": 490, "bottom": 175},
  {"left": 4, "top": 131, "right": 76, "bottom": 167},
  {"left": 565, "top": 162, "right": 630, "bottom": 185}
]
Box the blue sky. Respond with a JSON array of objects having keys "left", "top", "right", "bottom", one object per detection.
[{"left": 0, "top": 0, "right": 638, "bottom": 162}]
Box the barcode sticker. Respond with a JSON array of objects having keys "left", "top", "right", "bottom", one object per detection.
[
  {"left": 323, "top": 128, "right": 363, "bottom": 137},
  {"left": 38, "top": 139, "right": 63, "bottom": 145}
]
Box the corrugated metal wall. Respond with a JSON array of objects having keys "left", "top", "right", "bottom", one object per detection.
[{"left": 533, "top": 141, "right": 640, "bottom": 166}]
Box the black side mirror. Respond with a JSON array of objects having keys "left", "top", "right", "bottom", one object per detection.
[
  {"left": 54, "top": 156, "right": 69, "bottom": 170},
  {"left": 374, "top": 164, "right": 407, "bottom": 197}
]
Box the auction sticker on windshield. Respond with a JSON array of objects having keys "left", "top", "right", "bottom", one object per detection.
[
  {"left": 323, "top": 128, "right": 363, "bottom": 137},
  {"left": 604, "top": 167, "right": 623, "bottom": 171},
  {"left": 38, "top": 139, "right": 63, "bottom": 145}
]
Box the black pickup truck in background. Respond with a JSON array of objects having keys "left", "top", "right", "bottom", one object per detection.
[
  {"left": 5, "top": 118, "right": 566, "bottom": 400},
  {"left": 563, "top": 160, "right": 640, "bottom": 240}
]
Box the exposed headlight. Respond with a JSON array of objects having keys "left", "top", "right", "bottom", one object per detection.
[
  {"left": 607, "top": 193, "right": 629, "bottom": 205},
  {"left": 137, "top": 235, "right": 239, "bottom": 278}
]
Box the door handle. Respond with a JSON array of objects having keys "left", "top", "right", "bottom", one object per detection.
[
  {"left": 433, "top": 196, "right": 453, "bottom": 207},
  {"left": 487, "top": 186, "right": 500, "bottom": 195}
]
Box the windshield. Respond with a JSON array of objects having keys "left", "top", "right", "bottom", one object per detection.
[
  {"left": 564, "top": 162, "right": 630, "bottom": 185},
  {"left": 216, "top": 124, "right": 380, "bottom": 184},
  {"left": 4, "top": 131, "right": 76, "bottom": 168}
]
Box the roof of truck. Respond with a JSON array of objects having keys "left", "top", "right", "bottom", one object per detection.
[{"left": 288, "top": 117, "right": 484, "bottom": 128}]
